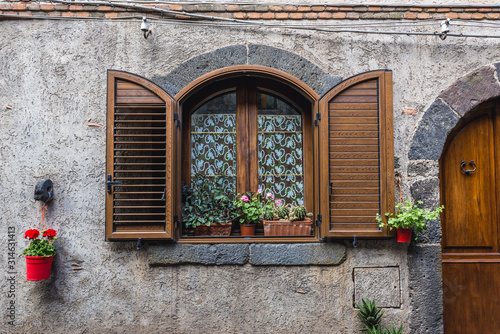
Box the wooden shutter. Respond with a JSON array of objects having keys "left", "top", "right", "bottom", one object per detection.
[
  {"left": 106, "top": 70, "right": 177, "bottom": 240},
  {"left": 318, "top": 71, "right": 394, "bottom": 238}
]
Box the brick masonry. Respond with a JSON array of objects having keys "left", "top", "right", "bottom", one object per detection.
[{"left": 2, "top": 2, "right": 500, "bottom": 20}]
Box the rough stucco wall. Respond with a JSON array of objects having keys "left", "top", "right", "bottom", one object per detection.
[{"left": 1, "top": 18, "right": 500, "bottom": 333}]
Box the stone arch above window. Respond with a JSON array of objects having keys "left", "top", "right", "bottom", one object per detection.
[
  {"left": 151, "top": 44, "right": 342, "bottom": 97},
  {"left": 409, "top": 63, "right": 500, "bottom": 161}
]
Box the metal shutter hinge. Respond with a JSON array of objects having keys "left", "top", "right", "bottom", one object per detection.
[
  {"left": 315, "top": 213, "right": 322, "bottom": 227},
  {"left": 174, "top": 113, "right": 180, "bottom": 127},
  {"left": 314, "top": 112, "right": 321, "bottom": 126},
  {"left": 107, "top": 174, "right": 123, "bottom": 194}
]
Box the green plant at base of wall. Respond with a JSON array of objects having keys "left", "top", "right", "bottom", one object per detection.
[{"left": 356, "top": 298, "right": 384, "bottom": 332}]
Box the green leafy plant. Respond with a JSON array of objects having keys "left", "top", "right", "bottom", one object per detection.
[
  {"left": 376, "top": 199, "right": 444, "bottom": 239},
  {"left": 234, "top": 190, "right": 274, "bottom": 225},
  {"left": 23, "top": 228, "right": 57, "bottom": 257},
  {"left": 356, "top": 298, "right": 384, "bottom": 332},
  {"left": 182, "top": 173, "right": 239, "bottom": 229},
  {"left": 385, "top": 324, "right": 403, "bottom": 334},
  {"left": 365, "top": 323, "right": 404, "bottom": 334}
]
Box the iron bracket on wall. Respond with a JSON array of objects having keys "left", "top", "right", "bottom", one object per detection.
[
  {"left": 106, "top": 174, "right": 123, "bottom": 194},
  {"left": 137, "top": 238, "right": 143, "bottom": 250}
]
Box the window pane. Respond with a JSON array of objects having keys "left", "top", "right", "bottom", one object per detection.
[
  {"left": 191, "top": 91, "right": 237, "bottom": 192},
  {"left": 258, "top": 91, "right": 304, "bottom": 207}
]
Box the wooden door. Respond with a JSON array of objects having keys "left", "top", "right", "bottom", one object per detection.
[{"left": 441, "top": 103, "right": 500, "bottom": 333}]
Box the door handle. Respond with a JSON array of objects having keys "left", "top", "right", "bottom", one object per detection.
[{"left": 460, "top": 160, "right": 477, "bottom": 175}]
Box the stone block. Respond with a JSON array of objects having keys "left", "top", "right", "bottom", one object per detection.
[
  {"left": 250, "top": 242, "right": 346, "bottom": 266},
  {"left": 148, "top": 243, "right": 249, "bottom": 265},
  {"left": 248, "top": 44, "right": 342, "bottom": 96},
  {"left": 408, "top": 99, "right": 459, "bottom": 160},
  {"left": 440, "top": 65, "right": 500, "bottom": 117},
  {"left": 152, "top": 45, "right": 247, "bottom": 97},
  {"left": 353, "top": 267, "right": 401, "bottom": 308},
  {"left": 408, "top": 244, "right": 444, "bottom": 334},
  {"left": 407, "top": 160, "right": 439, "bottom": 178}
]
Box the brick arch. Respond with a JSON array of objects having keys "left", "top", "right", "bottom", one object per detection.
[
  {"left": 409, "top": 63, "right": 500, "bottom": 161},
  {"left": 151, "top": 44, "right": 342, "bottom": 97}
]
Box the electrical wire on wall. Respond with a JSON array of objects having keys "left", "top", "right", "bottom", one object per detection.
[{"left": 2, "top": 0, "right": 500, "bottom": 39}]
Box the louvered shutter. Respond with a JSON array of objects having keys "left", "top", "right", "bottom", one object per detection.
[
  {"left": 318, "top": 71, "right": 394, "bottom": 238},
  {"left": 106, "top": 70, "right": 177, "bottom": 240}
]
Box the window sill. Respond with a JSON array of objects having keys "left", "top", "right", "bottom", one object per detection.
[
  {"left": 177, "top": 236, "right": 320, "bottom": 244},
  {"left": 147, "top": 242, "right": 346, "bottom": 266}
]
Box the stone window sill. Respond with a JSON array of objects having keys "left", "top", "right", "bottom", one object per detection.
[{"left": 147, "top": 242, "right": 346, "bottom": 266}]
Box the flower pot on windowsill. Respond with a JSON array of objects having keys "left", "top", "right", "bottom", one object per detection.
[
  {"left": 194, "top": 222, "right": 233, "bottom": 236},
  {"left": 240, "top": 224, "right": 256, "bottom": 236},
  {"left": 26, "top": 256, "right": 54, "bottom": 281},
  {"left": 263, "top": 218, "right": 313, "bottom": 236},
  {"left": 396, "top": 228, "right": 412, "bottom": 243}
]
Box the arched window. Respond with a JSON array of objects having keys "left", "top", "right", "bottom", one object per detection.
[
  {"left": 105, "top": 67, "right": 395, "bottom": 242},
  {"left": 180, "top": 76, "right": 314, "bottom": 237}
]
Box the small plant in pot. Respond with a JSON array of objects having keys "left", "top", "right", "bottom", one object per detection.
[
  {"left": 263, "top": 200, "right": 314, "bottom": 236},
  {"left": 182, "top": 173, "right": 239, "bottom": 236},
  {"left": 23, "top": 227, "right": 57, "bottom": 281},
  {"left": 376, "top": 199, "right": 444, "bottom": 242},
  {"left": 234, "top": 190, "right": 273, "bottom": 236}
]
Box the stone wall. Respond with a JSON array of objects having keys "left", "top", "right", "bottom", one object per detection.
[{"left": 1, "top": 10, "right": 500, "bottom": 333}]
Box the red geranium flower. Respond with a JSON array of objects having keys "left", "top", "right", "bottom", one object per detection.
[
  {"left": 43, "top": 229, "right": 57, "bottom": 238},
  {"left": 24, "top": 229, "right": 40, "bottom": 240}
]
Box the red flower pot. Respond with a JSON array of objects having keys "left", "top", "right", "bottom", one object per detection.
[
  {"left": 396, "top": 228, "right": 412, "bottom": 243},
  {"left": 26, "top": 256, "right": 54, "bottom": 281},
  {"left": 240, "top": 224, "right": 256, "bottom": 236}
]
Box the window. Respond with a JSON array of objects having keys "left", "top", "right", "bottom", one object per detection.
[
  {"left": 180, "top": 78, "right": 313, "bottom": 238},
  {"left": 105, "top": 68, "right": 394, "bottom": 242}
]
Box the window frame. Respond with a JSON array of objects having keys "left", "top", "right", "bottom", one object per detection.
[{"left": 178, "top": 72, "right": 318, "bottom": 242}]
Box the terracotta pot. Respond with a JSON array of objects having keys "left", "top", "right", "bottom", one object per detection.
[
  {"left": 194, "top": 222, "right": 232, "bottom": 236},
  {"left": 240, "top": 224, "right": 256, "bottom": 236},
  {"left": 263, "top": 218, "right": 313, "bottom": 236},
  {"left": 26, "top": 256, "right": 54, "bottom": 281},
  {"left": 396, "top": 228, "right": 412, "bottom": 242}
]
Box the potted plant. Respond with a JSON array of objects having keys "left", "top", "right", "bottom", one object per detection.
[
  {"left": 262, "top": 200, "right": 314, "bottom": 236},
  {"left": 23, "top": 227, "right": 57, "bottom": 281},
  {"left": 182, "top": 173, "right": 239, "bottom": 236},
  {"left": 234, "top": 190, "right": 273, "bottom": 236},
  {"left": 376, "top": 199, "right": 444, "bottom": 242}
]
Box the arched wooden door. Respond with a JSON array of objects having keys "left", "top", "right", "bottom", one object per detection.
[{"left": 441, "top": 101, "right": 500, "bottom": 333}]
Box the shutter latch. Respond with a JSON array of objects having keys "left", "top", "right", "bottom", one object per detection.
[
  {"left": 353, "top": 235, "right": 358, "bottom": 248},
  {"left": 107, "top": 174, "right": 123, "bottom": 194},
  {"left": 173, "top": 214, "right": 179, "bottom": 229},
  {"left": 174, "top": 113, "right": 180, "bottom": 127},
  {"left": 316, "top": 213, "right": 322, "bottom": 227},
  {"left": 314, "top": 112, "right": 321, "bottom": 126}
]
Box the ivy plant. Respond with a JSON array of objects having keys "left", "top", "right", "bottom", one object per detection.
[{"left": 376, "top": 199, "right": 444, "bottom": 239}]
